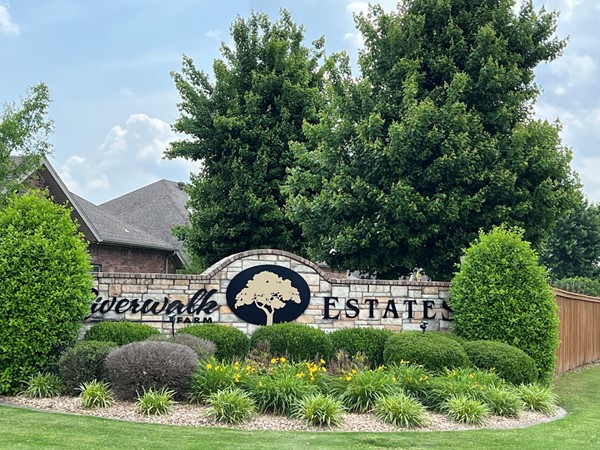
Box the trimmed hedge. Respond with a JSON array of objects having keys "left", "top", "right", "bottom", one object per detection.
[
  {"left": 106, "top": 341, "right": 198, "bottom": 400},
  {"left": 84, "top": 322, "right": 159, "bottom": 346},
  {"left": 178, "top": 324, "right": 250, "bottom": 361},
  {"left": 58, "top": 340, "right": 116, "bottom": 395},
  {"left": 450, "top": 227, "right": 559, "bottom": 383},
  {"left": 464, "top": 340, "right": 538, "bottom": 385},
  {"left": 330, "top": 328, "right": 392, "bottom": 367},
  {"left": 250, "top": 323, "right": 334, "bottom": 361},
  {"left": 383, "top": 332, "right": 469, "bottom": 372}
]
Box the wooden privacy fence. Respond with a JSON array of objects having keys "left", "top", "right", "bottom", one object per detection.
[{"left": 555, "top": 288, "right": 600, "bottom": 374}]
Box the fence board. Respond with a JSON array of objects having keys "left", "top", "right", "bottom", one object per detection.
[{"left": 555, "top": 288, "right": 600, "bottom": 374}]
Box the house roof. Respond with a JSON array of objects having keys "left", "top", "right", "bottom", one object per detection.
[
  {"left": 100, "top": 179, "right": 188, "bottom": 255},
  {"left": 70, "top": 193, "right": 178, "bottom": 252},
  {"left": 15, "top": 157, "right": 187, "bottom": 262}
]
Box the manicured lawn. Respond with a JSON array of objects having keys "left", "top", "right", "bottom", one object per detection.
[{"left": 1, "top": 365, "right": 599, "bottom": 450}]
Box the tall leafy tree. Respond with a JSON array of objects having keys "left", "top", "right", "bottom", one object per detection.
[
  {"left": 0, "top": 83, "right": 52, "bottom": 203},
  {"left": 285, "top": 0, "right": 580, "bottom": 279},
  {"left": 541, "top": 199, "right": 600, "bottom": 279},
  {"left": 166, "top": 11, "right": 327, "bottom": 269}
]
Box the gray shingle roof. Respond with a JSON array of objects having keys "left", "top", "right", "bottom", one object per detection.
[
  {"left": 70, "top": 193, "right": 178, "bottom": 251},
  {"left": 99, "top": 179, "right": 188, "bottom": 253}
]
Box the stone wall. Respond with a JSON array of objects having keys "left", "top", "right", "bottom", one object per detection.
[{"left": 89, "top": 249, "right": 452, "bottom": 335}]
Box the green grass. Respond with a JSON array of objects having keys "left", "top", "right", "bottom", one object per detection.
[{"left": 1, "top": 365, "right": 599, "bottom": 449}]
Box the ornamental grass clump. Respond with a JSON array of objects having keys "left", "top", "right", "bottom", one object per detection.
[
  {"left": 293, "top": 393, "right": 345, "bottom": 427},
  {"left": 441, "top": 395, "right": 490, "bottom": 425},
  {"left": 374, "top": 393, "right": 428, "bottom": 428},
  {"left": 335, "top": 367, "right": 399, "bottom": 413},
  {"left": 136, "top": 387, "right": 175, "bottom": 416},
  {"left": 188, "top": 359, "right": 255, "bottom": 404},
  {"left": 516, "top": 383, "right": 558, "bottom": 414},
  {"left": 425, "top": 367, "right": 501, "bottom": 410},
  {"left": 22, "top": 373, "right": 62, "bottom": 398},
  {"left": 247, "top": 360, "right": 319, "bottom": 416},
  {"left": 206, "top": 388, "right": 256, "bottom": 424},
  {"left": 79, "top": 380, "right": 115, "bottom": 408},
  {"left": 483, "top": 386, "right": 524, "bottom": 417},
  {"left": 388, "top": 361, "right": 431, "bottom": 400}
]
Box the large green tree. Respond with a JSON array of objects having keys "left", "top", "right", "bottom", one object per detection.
[
  {"left": 166, "top": 11, "right": 327, "bottom": 269},
  {"left": 285, "top": 0, "right": 580, "bottom": 279},
  {"left": 541, "top": 198, "right": 600, "bottom": 279},
  {"left": 0, "top": 83, "right": 52, "bottom": 203}
]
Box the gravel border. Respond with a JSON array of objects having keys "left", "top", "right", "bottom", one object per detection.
[{"left": 0, "top": 395, "right": 566, "bottom": 433}]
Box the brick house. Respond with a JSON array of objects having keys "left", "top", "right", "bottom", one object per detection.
[{"left": 22, "top": 158, "right": 188, "bottom": 273}]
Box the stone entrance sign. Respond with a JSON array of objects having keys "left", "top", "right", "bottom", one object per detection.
[{"left": 88, "top": 249, "right": 452, "bottom": 335}]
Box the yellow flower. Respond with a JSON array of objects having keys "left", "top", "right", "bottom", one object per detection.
[
  {"left": 280, "top": 357, "right": 287, "bottom": 363},
  {"left": 206, "top": 363, "right": 212, "bottom": 369},
  {"left": 320, "top": 359, "right": 326, "bottom": 365},
  {"left": 320, "top": 367, "right": 327, "bottom": 372},
  {"left": 392, "top": 376, "right": 397, "bottom": 382},
  {"left": 271, "top": 357, "right": 278, "bottom": 364},
  {"left": 234, "top": 374, "right": 241, "bottom": 383},
  {"left": 296, "top": 372, "right": 305, "bottom": 378},
  {"left": 346, "top": 376, "right": 352, "bottom": 381},
  {"left": 351, "top": 369, "right": 357, "bottom": 374}
]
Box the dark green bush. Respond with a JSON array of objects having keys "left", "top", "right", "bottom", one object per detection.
[
  {"left": 250, "top": 323, "right": 334, "bottom": 361},
  {"left": 178, "top": 324, "right": 250, "bottom": 361},
  {"left": 106, "top": 341, "right": 198, "bottom": 400},
  {"left": 0, "top": 191, "right": 93, "bottom": 394},
  {"left": 84, "top": 322, "right": 160, "bottom": 346},
  {"left": 450, "top": 227, "right": 559, "bottom": 383},
  {"left": 553, "top": 277, "right": 600, "bottom": 297},
  {"left": 383, "top": 332, "right": 469, "bottom": 372},
  {"left": 58, "top": 340, "right": 117, "bottom": 395},
  {"left": 464, "top": 340, "right": 538, "bottom": 385},
  {"left": 330, "top": 328, "right": 392, "bottom": 367}
]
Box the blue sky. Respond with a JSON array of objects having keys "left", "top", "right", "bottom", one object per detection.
[{"left": 1, "top": 1, "right": 599, "bottom": 204}]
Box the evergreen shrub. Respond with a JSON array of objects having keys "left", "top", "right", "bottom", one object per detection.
[
  {"left": 450, "top": 227, "right": 559, "bottom": 383},
  {"left": 250, "top": 323, "right": 333, "bottom": 361},
  {"left": 0, "top": 192, "right": 93, "bottom": 393},
  {"left": 84, "top": 322, "right": 159, "bottom": 346},
  {"left": 330, "top": 328, "right": 392, "bottom": 367},
  {"left": 383, "top": 332, "right": 469, "bottom": 372},
  {"left": 106, "top": 341, "right": 198, "bottom": 400},
  {"left": 464, "top": 340, "right": 538, "bottom": 385},
  {"left": 178, "top": 324, "right": 250, "bottom": 361},
  {"left": 58, "top": 340, "right": 116, "bottom": 395}
]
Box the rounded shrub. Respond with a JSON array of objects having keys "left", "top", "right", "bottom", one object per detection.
[
  {"left": 148, "top": 333, "right": 216, "bottom": 360},
  {"left": 250, "top": 323, "right": 334, "bottom": 361},
  {"left": 383, "top": 332, "right": 469, "bottom": 372},
  {"left": 58, "top": 340, "right": 117, "bottom": 395},
  {"left": 84, "top": 322, "right": 159, "bottom": 346},
  {"left": 178, "top": 324, "right": 250, "bottom": 361},
  {"left": 463, "top": 340, "right": 538, "bottom": 385},
  {"left": 330, "top": 328, "right": 392, "bottom": 367},
  {"left": 106, "top": 341, "right": 198, "bottom": 400},
  {"left": 0, "top": 191, "right": 93, "bottom": 394},
  {"left": 450, "top": 227, "right": 559, "bottom": 383}
]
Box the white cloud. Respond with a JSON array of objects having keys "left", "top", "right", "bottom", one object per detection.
[
  {"left": 0, "top": 4, "right": 20, "bottom": 36},
  {"left": 206, "top": 29, "right": 223, "bottom": 40},
  {"left": 575, "top": 157, "right": 600, "bottom": 203},
  {"left": 550, "top": 53, "right": 597, "bottom": 87},
  {"left": 60, "top": 113, "right": 200, "bottom": 204},
  {"left": 343, "top": 32, "right": 364, "bottom": 47}
]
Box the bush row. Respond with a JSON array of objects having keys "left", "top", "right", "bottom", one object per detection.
[{"left": 80, "top": 321, "right": 538, "bottom": 387}]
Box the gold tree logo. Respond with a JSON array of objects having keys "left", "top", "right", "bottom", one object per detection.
[{"left": 234, "top": 271, "right": 301, "bottom": 326}]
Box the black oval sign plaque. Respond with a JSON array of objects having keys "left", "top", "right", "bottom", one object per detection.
[{"left": 226, "top": 264, "right": 311, "bottom": 326}]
